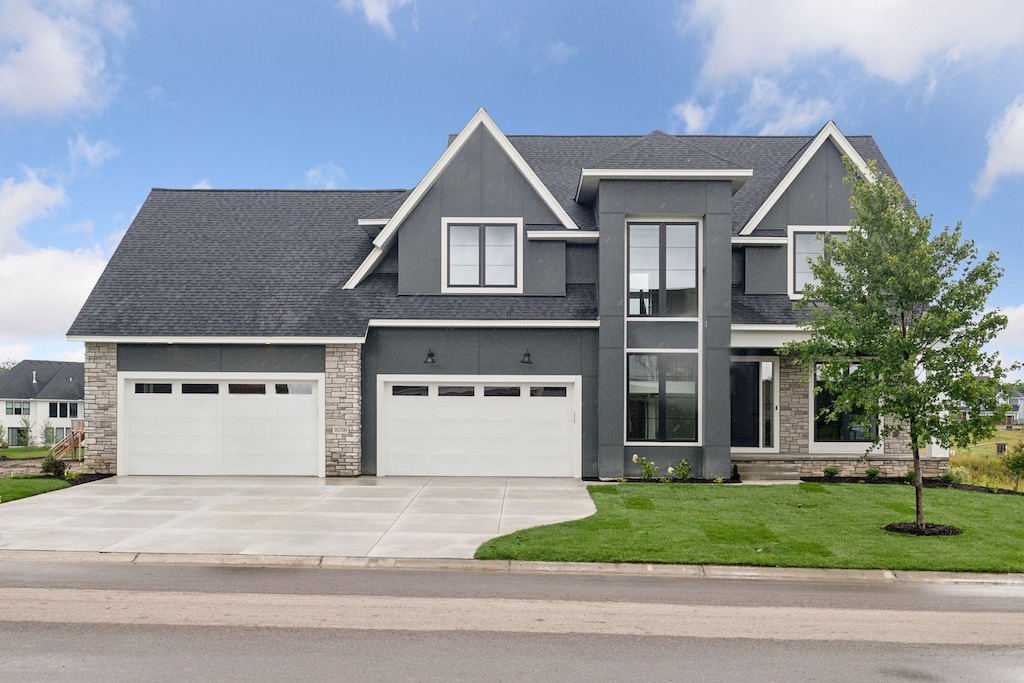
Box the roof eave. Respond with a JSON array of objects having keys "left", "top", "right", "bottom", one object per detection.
[{"left": 575, "top": 168, "right": 754, "bottom": 204}]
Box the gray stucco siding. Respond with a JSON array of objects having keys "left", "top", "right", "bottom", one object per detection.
[
  {"left": 360, "top": 327, "right": 598, "bottom": 476},
  {"left": 754, "top": 140, "right": 855, "bottom": 233},
  {"left": 117, "top": 344, "right": 326, "bottom": 373},
  {"left": 744, "top": 246, "right": 788, "bottom": 295},
  {"left": 594, "top": 178, "right": 734, "bottom": 480},
  {"left": 397, "top": 127, "right": 563, "bottom": 296}
]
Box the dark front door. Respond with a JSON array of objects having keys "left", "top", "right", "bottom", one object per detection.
[{"left": 730, "top": 362, "right": 760, "bottom": 448}]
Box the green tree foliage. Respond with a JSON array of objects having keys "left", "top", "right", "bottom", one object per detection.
[
  {"left": 781, "top": 159, "right": 1015, "bottom": 530},
  {"left": 0, "top": 359, "right": 16, "bottom": 372}
]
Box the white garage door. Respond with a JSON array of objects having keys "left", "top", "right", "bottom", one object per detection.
[
  {"left": 378, "top": 377, "right": 579, "bottom": 477},
  {"left": 123, "top": 378, "right": 321, "bottom": 476}
]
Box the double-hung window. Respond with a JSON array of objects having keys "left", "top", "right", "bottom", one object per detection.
[
  {"left": 627, "top": 353, "right": 698, "bottom": 442},
  {"left": 442, "top": 218, "right": 522, "bottom": 292},
  {"left": 628, "top": 222, "right": 698, "bottom": 317},
  {"left": 790, "top": 228, "right": 847, "bottom": 296}
]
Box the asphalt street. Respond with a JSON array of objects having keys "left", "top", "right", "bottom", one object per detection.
[{"left": 2, "top": 561, "right": 1022, "bottom": 682}]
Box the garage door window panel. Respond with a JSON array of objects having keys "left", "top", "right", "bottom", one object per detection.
[
  {"left": 135, "top": 383, "right": 172, "bottom": 394},
  {"left": 484, "top": 386, "right": 521, "bottom": 397},
  {"left": 228, "top": 383, "right": 266, "bottom": 394},
  {"left": 182, "top": 383, "right": 219, "bottom": 394},
  {"left": 276, "top": 382, "right": 313, "bottom": 395},
  {"left": 530, "top": 386, "right": 568, "bottom": 397},
  {"left": 438, "top": 386, "right": 475, "bottom": 397},
  {"left": 393, "top": 385, "right": 429, "bottom": 396}
]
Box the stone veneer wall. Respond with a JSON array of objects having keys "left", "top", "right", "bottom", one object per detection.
[
  {"left": 764, "top": 354, "right": 945, "bottom": 476},
  {"left": 82, "top": 342, "right": 117, "bottom": 474},
  {"left": 325, "top": 343, "right": 362, "bottom": 476}
]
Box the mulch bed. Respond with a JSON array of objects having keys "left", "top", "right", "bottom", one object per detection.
[
  {"left": 801, "top": 476, "right": 1024, "bottom": 496},
  {"left": 884, "top": 522, "right": 963, "bottom": 536},
  {"left": 67, "top": 473, "right": 114, "bottom": 486}
]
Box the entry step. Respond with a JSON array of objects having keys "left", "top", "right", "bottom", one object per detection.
[{"left": 735, "top": 462, "right": 802, "bottom": 482}]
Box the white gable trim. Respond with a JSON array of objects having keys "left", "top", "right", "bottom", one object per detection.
[
  {"left": 344, "top": 108, "right": 580, "bottom": 290},
  {"left": 739, "top": 121, "right": 875, "bottom": 236}
]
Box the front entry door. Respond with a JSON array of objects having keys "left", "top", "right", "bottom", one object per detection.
[{"left": 730, "top": 359, "right": 777, "bottom": 450}]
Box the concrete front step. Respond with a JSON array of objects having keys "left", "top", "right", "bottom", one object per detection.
[{"left": 735, "top": 462, "right": 802, "bottom": 482}]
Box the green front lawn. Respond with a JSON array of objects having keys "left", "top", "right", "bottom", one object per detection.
[
  {"left": 0, "top": 446, "right": 49, "bottom": 460},
  {"left": 477, "top": 483, "right": 1024, "bottom": 573},
  {"left": 0, "top": 476, "right": 69, "bottom": 503}
]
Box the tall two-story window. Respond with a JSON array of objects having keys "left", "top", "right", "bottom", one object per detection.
[
  {"left": 627, "top": 353, "right": 698, "bottom": 442},
  {"left": 442, "top": 218, "right": 522, "bottom": 292},
  {"left": 628, "top": 222, "right": 698, "bottom": 317},
  {"left": 791, "top": 228, "right": 847, "bottom": 295}
]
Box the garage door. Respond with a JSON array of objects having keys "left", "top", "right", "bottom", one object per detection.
[
  {"left": 123, "top": 378, "right": 321, "bottom": 476},
  {"left": 378, "top": 377, "right": 579, "bottom": 477}
]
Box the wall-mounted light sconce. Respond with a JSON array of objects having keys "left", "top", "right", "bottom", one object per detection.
[
  {"left": 520, "top": 348, "right": 533, "bottom": 364},
  {"left": 423, "top": 348, "right": 437, "bottom": 364}
]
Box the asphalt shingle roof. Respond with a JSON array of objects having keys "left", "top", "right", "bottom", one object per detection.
[
  {"left": 0, "top": 360, "right": 84, "bottom": 401},
  {"left": 69, "top": 126, "right": 895, "bottom": 338}
]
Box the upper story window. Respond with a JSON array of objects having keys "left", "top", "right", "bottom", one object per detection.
[
  {"left": 48, "top": 402, "right": 79, "bottom": 418},
  {"left": 790, "top": 227, "right": 848, "bottom": 297},
  {"left": 5, "top": 401, "right": 29, "bottom": 415},
  {"left": 441, "top": 217, "right": 523, "bottom": 293},
  {"left": 628, "top": 221, "right": 698, "bottom": 317}
]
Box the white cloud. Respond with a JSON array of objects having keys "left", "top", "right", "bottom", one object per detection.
[
  {"left": 0, "top": 245, "right": 108, "bottom": 340},
  {"left": 974, "top": 96, "right": 1024, "bottom": 199},
  {"left": 683, "top": 0, "right": 1024, "bottom": 85},
  {"left": 68, "top": 132, "right": 118, "bottom": 170},
  {"left": 306, "top": 162, "right": 347, "bottom": 190},
  {"left": 739, "top": 78, "right": 832, "bottom": 135},
  {"left": 540, "top": 40, "right": 577, "bottom": 68},
  {"left": 338, "top": 0, "right": 414, "bottom": 38},
  {"left": 0, "top": 0, "right": 134, "bottom": 116},
  {"left": 988, "top": 303, "right": 1024, "bottom": 381},
  {"left": 0, "top": 172, "right": 66, "bottom": 252},
  {"left": 671, "top": 100, "right": 715, "bottom": 134},
  {"left": 191, "top": 179, "right": 212, "bottom": 190},
  {"left": 0, "top": 342, "right": 31, "bottom": 364}
]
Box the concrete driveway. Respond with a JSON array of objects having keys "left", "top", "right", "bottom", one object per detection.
[{"left": 0, "top": 476, "right": 596, "bottom": 559}]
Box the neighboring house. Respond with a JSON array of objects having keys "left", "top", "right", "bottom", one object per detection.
[
  {"left": 0, "top": 360, "right": 85, "bottom": 447},
  {"left": 68, "top": 109, "right": 947, "bottom": 479},
  {"left": 1009, "top": 392, "right": 1024, "bottom": 426}
]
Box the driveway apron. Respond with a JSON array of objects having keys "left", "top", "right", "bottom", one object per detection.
[{"left": 0, "top": 477, "right": 596, "bottom": 559}]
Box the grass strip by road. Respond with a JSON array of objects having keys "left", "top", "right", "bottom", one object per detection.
[
  {"left": 476, "top": 483, "right": 1024, "bottom": 573},
  {"left": 0, "top": 476, "right": 69, "bottom": 504}
]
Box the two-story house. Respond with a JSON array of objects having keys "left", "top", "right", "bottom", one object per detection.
[
  {"left": 68, "top": 109, "right": 947, "bottom": 480},
  {"left": 0, "top": 360, "right": 84, "bottom": 447}
]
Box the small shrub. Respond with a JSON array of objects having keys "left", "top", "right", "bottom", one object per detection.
[
  {"left": 1002, "top": 442, "right": 1024, "bottom": 491},
  {"left": 667, "top": 458, "right": 691, "bottom": 481},
  {"left": 823, "top": 466, "right": 840, "bottom": 479},
  {"left": 905, "top": 469, "right": 917, "bottom": 484},
  {"left": 714, "top": 476, "right": 724, "bottom": 485},
  {"left": 631, "top": 453, "right": 659, "bottom": 481},
  {"left": 865, "top": 468, "right": 880, "bottom": 479},
  {"left": 40, "top": 454, "right": 69, "bottom": 479},
  {"left": 64, "top": 469, "right": 80, "bottom": 482},
  {"left": 940, "top": 466, "right": 968, "bottom": 486}
]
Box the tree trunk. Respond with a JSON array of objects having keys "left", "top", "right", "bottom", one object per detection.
[{"left": 913, "top": 445, "right": 924, "bottom": 531}]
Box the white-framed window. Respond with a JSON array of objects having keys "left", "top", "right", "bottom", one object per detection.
[
  {"left": 626, "top": 352, "right": 699, "bottom": 443},
  {"left": 788, "top": 226, "right": 848, "bottom": 298},
  {"left": 48, "top": 402, "right": 79, "bottom": 418},
  {"left": 5, "top": 401, "right": 29, "bottom": 415},
  {"left": 627, "top": 221, "right": 699, "bottom": 318},
  {"left": 440, "top": 217, "right": 524, "bottom": 293}
]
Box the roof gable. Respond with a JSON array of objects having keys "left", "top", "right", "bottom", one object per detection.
[
  {"left": 739, "top": 121, "right": 873, "bottom": 235},
  {"left": 343, "top": 108, "right": 579, "bottom": 290}
]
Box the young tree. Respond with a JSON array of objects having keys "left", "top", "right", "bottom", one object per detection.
[
  {"left": 0, "top": 359, "right": 16, "bottom": 372},
  {"left": 781, "top": 159, "right": 1015, "bottom": 533}
]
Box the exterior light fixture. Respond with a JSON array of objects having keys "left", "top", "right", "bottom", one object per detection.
[
  {"left": 423, "top": 348, "right": 437, "bottom": 364},
  {"left": 520, "top": 348, "right": 533, "bottom": 364}
]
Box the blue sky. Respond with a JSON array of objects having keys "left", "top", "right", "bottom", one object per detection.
[{"left": 3, "top": 0, "right": 1024, "bottom": 369}]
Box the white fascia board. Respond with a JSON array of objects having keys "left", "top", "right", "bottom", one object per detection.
[
  {"left": 527, "top": 230, "right": 599, "bottom": 242},
  {"left": 343, "top": 108, "right": 580, "bottom": 290},
  {"left": 357, "top": 218, "right": 389, "bottom": 226},
  {"left": 731, "top": 324, "right": 809, "bottom": 348},
  {"left": 731, "top": 236, "right": 788, "bottom": 245},
  {"left": 576, "top": 168, "right": 753, "bottom": 203},
  {"left": 739, "top": 121, "right": 875, "bottom": 236},
  {"left": 67, "top": 335, "right": 366, "bottom": 345},
  {"left": 368, "top": 319, "right": 600, "bottom": 329}
]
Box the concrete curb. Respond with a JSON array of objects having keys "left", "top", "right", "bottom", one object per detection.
[{"left": 1, "top": 549, "right": 1023, "bottom": 585}]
